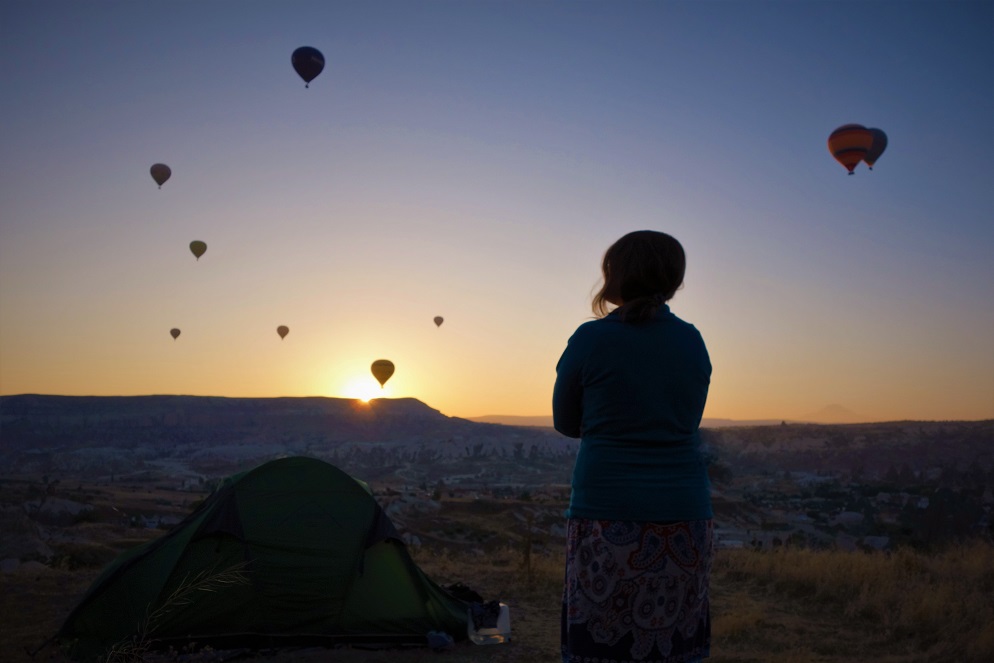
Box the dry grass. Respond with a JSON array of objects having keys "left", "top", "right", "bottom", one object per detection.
[
  {"left": 711, "top": 542, "right": 994, "bottom": 663},
  {"left": 2, "top": 481, "right": 991, "bottom": 663},
  {"left": 412, "top": 538, "right": 994, "bottom": 663},
  {"left": 105, "top": 562, "right": 252, "bottom": 663}
]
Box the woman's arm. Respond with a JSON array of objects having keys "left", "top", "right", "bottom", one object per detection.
[{"left": 552, "top": 333, "right": 585, "bottom": 438}]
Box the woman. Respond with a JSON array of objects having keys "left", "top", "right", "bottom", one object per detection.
[{"left": 554, "top": 230, "right": 713, "bottom": 663}]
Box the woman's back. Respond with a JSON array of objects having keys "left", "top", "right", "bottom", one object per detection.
[
  {"left": 554, "top": 305, "right": 712, "bottom": 523},
  {"left": 553, "top": 305, "right": 710, "bottom": 444}
]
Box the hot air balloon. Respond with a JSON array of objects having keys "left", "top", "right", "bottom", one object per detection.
[
  {"left": 277, "top": 325, "right": 289, "bottom": 340},
  {"left": 864, "top": 128, "right": 888, "bottom": 170},
  {"left": 828, "top": 124, "right": 873, "bottom": 175},
  {"left": 189, "top": 241, "right": 207, "bottom": 261},
  {"left": 371, "top": 359, "right": 395, "bottom": 388},
  {"left": 170, "top": 328, "right": 181, "bottom": 340},
  {"left": 292, "top": 47, "right": 324, "bottom": 88},
  {"left": 150, "top": 163, "right": 171, "bottom": 188},
  {"left": 433, "top": 316, "right": 444, "bottom": 327}
]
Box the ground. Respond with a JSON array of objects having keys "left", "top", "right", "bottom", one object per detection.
[{"left": 1, "top": 474, "right": 988, "bottom": 663}]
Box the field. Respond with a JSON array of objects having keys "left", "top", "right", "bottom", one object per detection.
[{"left": 2, "top": 475, "right": 992, "bottom": 663}]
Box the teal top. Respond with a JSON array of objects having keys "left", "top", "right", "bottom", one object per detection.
[{"left": 553, "top": 305, "right": 712, "bottom": 522}]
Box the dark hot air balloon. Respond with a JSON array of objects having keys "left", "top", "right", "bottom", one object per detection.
[
  {"left": 292, "top": 47, "right": 324, "bottom": 88},
  {"left": 150, "top": 163, "right": 171, "bottom": 188},
  {"left": 827, "top": 124, "right": 873, "bottom": 175},
  {"left": 189, "top": 241, "right": 207, "bottom": 261},
  {"left": 865, "top": 128, "right": 888, "bottom": 170},
  {"left": 433, "top": 316, "right": 444, "bottom": 327},
  {"left": 371, "top": 359, "right": 395, "bottom": 388},
  {"left": 170, "top": 328, "right": 181, "bottom": 340},
  {"left": 277, "top": 325, "right": 289, "bottom": 340}
]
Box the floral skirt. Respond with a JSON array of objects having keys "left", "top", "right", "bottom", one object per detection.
[{"left": 561, "top": 518, "right": 713, "bottom": 663}]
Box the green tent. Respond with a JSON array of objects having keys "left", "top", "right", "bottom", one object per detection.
[{"left": 58, "top": 457, "right": 469, "bottom": 660}]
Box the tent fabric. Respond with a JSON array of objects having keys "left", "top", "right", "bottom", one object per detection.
[{"left": 58, "top": 457, "right": 469, "bottom": 660}]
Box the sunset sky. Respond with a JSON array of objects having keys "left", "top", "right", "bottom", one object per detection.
[{"left": 1, "top": 1, "right": 991, "bottom": 423}]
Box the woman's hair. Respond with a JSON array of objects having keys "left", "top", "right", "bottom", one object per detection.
[{"left": 592, "top": 230, "right": 686, "bottom": 323}]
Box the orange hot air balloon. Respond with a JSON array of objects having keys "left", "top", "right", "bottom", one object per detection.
[
  {"left": 150, "top": 163, "right": 171, "bottom": 188},
  {"left": 433, "top": 316, "right": 444, "bottom": 327},
  {"left": 277, "top": 325, "right": 289, "bottom": 340},
  {"left": 170, "top": 328, "right": 181, "bottom": 340},
  {"left": 189, "top": 241, "right": 207, "bottom": 261},
  {"left": 827, "top": 124, "right": 873, "bottom": 175},
  {"left": 371, "top": 359, "right": 395, "bottom": 388},
  {"left": 864, "top": 128, "right": 888, "bottom": 170}
]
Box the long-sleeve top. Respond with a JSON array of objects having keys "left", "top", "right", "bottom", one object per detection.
[{"left": 552, "top": 305, "right": 712, "bottom": 522}]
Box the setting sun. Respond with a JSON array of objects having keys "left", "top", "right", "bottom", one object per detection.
[{"left": 340, "top": 377, "right": 387, "bottom": 403}]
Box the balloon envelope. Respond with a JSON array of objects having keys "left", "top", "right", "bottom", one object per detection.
[
  {"left": 170, "top": 328, "right": 180, "bottom": 340},
  {"left": 189, "top": 241, "right": 207, "bottom": 260},
  {"left": 433, "top": 316, "right": 444, "bottom": 327},
  {"left": 150, "top": 163, "right": 171, "bottom": 188},
  {"left": 371, "top": 359, "right": 395, "bottom": 387},
  {"left": 864, "top": 128, "right": 888, "bottom": 169},
  {"left": 292, "top": 47, "right": 324, "bottom": 87},
  {"left": 827, "top": 124, "right": 873, "bottom": 174},
  {"left": 277, "top": 325, "right": 289, "bottom": 340}
]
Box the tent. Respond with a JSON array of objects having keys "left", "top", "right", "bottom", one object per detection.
[{"left": 58, "top": 457, "right": 469, "bottom": 660}]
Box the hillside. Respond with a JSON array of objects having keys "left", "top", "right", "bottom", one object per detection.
[
  {"left": 2, "top": 396, "right": 991, "bottom": 553},
  {"left": 0, "top": 395, "right": 574, "bottom": 488},
  {"left": 468, "top": 414, "right": 791, "bottom": 428},
  {"left": 0, "top": 476, "right": 991, "bottom": 663},
  {"left": 1, "top": 397, "right": 992, "bottom": 661}
]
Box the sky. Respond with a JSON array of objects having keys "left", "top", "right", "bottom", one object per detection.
[{"left": 1, "top": 0, "right": 992, "bottom": 423}]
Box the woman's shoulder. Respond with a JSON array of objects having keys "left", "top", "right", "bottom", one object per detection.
[
  {"left": 570, "top": 315, "right": 620, "bottom": 336},
  {"left": 654, "top": 305, "right": 701, "bottom": 330},
  {"left": 562, "top": 317, "right": 616, "bottom": 353},
  {"left": 571, "top": 310, "right": 703, "bottom": 339}
]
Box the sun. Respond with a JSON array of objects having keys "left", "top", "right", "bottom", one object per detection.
[{"left": 341, "top": 377, "right": 384, "bottom": 403}]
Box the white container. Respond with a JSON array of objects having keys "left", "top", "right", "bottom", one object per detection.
[{"left": 468, "top": 602, "right": 511, "bottom": 644}]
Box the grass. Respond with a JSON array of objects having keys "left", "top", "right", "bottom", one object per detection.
[
  {"left": 5, "top": 542, "right": 992, "bottom": 663},
  {"left": 710, "top": 543, "right": 994, "bottom": 662},
  {"left": 1, "top": 476, "right": 991, "bottom": 663},
  {"left": 104, "top": 562, "right": 251, "bottom": 663}
]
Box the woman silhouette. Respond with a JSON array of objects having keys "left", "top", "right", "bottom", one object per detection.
[{"left": 554, "top": 230, "right": 713, "bottom": 663}]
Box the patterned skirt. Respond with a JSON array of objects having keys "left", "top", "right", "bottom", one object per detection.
[{"left": 561, "top": 518, "right": 713, "bottom": 663}]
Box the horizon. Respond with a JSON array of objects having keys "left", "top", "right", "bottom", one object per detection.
[
  {"left": 3, "top": 392, "right": 991, "bottom": 427},
  {"left": 1, "top": 2, "right": 992, "bottom": 423}
]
